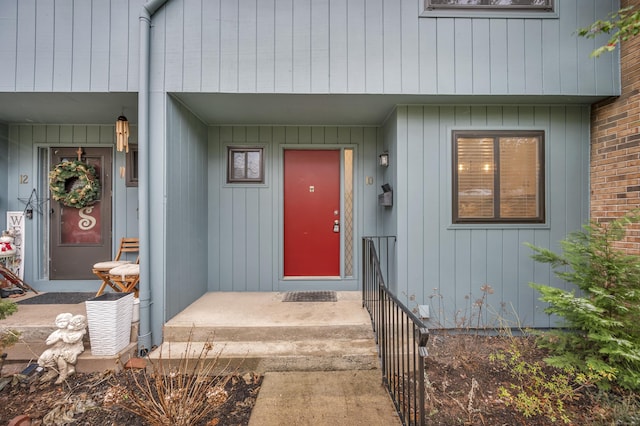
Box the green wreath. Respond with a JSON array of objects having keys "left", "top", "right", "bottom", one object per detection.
[{"left": 49, "top": 160, "right": 101, "bottom": 208}]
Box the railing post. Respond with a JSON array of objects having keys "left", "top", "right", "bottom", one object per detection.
[
  {"left": 362, "top": 237, "right": 366, "bottom": 309},
  {"left": 379, "top": 274, "right": 386, "bottom": 380},
  {"left": 416, "top": 327, "right": 429, "bottom": 426}
]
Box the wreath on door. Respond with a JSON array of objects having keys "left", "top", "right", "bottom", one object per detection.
[{"left": 48, "top": 161, "right": 101, "bottom": 209}]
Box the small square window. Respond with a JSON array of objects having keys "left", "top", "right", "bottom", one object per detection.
[
  {"left": 452, "top": 131, "right": 545, "bottom": 224},
  {"left": 126, "top": 145, "right": 138, "bottom": 187},
  {"left": 227, "top": 147, "right": 264, "bottom": 183}
]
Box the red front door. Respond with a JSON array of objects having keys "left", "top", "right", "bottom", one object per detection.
[{"left": 284, "top": 150, "right": 341, "bottom": 277}]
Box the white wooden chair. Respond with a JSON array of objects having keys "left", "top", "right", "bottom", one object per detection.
[
  {"left": 107, "top": 263, "right": 140, "bottom": 297},
  {"left": 92, "top": 238, "right": 139, "bottom": 296}
]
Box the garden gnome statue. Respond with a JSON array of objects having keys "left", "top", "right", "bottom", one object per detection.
[{"left": 38, "top": 313, "right": 87, "bottom": 384}]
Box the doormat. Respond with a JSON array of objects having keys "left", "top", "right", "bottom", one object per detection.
[
  {"left": 17, "top": 292, "right": 97, "bottom": 305},
  {"left": 283, "top": 291, "right": 337, "bottom": 302}
]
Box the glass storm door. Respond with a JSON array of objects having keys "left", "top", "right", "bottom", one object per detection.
[
  {"left": 284, "top": 150, "right": 341, "bottom": 277},
  {"left": 49, "top": 147, "right": 112, "bottom": 280}
]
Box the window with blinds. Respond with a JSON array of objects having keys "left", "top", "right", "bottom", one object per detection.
[{"left": 452, "top": 131, "right": 544, "bottom": 223}]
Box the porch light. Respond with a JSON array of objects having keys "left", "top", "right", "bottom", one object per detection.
[
  {"left": 115, "top": 115, "right": 130, "bottom": 153},
  {"left": 379, "top": 152, "right": 389, "bottom": 167}
]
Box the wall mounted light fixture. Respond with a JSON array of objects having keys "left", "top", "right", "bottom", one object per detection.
[
  {"left": 379, "top": 152, "right": 389, "bottom": 167},
  {"left": 115, "top": 115, "right": 130, "bottom": 153}
]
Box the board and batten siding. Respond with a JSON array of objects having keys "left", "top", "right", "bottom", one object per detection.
[
  {"left": 0, "top": 0, "right": 620, "bottom": 96},
  {"left": 144, "top": 0, "right": 619, "bottom": 97},
  {"left": 389, "top": 105, "right": 589, "bottom": 328},
  {"left": 4, "top": 123, "right": 138, "bottom": 289},
  {"left": 163, "top": 97, "right": 209, "bottom": 322},
  {"left": 207, "top": 125, "right": 381, "bottom": 292},
  {"left": 0, "top": 0, "right": 143, "bottom": 92},
  {"left": 0, "top": 124, "right": 8, "bottom": 217}
]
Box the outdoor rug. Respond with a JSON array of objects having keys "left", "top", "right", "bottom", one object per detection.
[
  {"left": 282, "top": 291, "right": 337, "bottom": 302},
  {"left": 17, "top": 292, "right": 96, "bottom": 305}
]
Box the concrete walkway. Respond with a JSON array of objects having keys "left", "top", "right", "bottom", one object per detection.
[{"left": 249, "top": 370, "right": 402, "bottom": 426}]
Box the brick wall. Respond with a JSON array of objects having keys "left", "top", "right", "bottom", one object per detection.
[{"left": 591, "top": 0, "right": 640, "bottom": 252}]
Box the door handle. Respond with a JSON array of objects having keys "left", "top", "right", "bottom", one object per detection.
[{"left": 333, "top": 220, "right": 340, "bottom": 233}]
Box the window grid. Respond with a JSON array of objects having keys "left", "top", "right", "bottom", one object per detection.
[{"left": 227, "top": 147, "right": 264, "bottom": 184}]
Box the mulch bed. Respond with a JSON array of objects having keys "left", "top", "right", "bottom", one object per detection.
[
  {"left": 0, "top": 369, "right": 262, "bottom": 425},
  {"left": 424, "top": 333, "right": 637, "bottom": 425}
]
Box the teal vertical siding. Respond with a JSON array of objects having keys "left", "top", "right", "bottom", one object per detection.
[
  {"left": 164, "top": 97, "right": 209, "bottom": 320},
  {"left": 0, "top": 124, "right": 7, "bottom": 218},
  {"left": 388, "top": 105, "right": 589, "bottom": 328},
  {"left": 144, "top": 0, "right": 618, "bottom": 96},
  {"left": 0, "top": 0, "right": 18, "bottom": 90},
  {"left": 381, "top": 113, "right": 397, "bottom": 238},
  {"left": 0, "top": 0, "right": 143, "bottom": 92},
  {"left": 53, "top": 0, "right": 73, "bottom": 91},
  {"left": 0, "top": 0, "right": 620, "bottom": 95}
]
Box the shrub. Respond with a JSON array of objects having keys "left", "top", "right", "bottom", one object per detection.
[
  {"left": 527, "top": 211, "right": 640, "bottom": 391},
  {"left": 108, "top": 336, "right": 233, "bottom": 426},
  {"left": 0, "top": 300, "right": 18, "bottom": 351},
  {"left": 491, "top": 342, "right": 570, "bottom": 423},
  {"left": 0, "top": 300, "right": 19, "bottom": 360}
]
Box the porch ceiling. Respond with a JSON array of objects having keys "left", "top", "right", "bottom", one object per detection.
[
  {"left": 174, "top": 93, "right": 606, "bottom": 126},
  {"left": 0, "top": 92, "right": 605, "bottom": 126},
  {"left": 0, "top": 93, "right": 138, "bottom": 125},
  {"left": 175, "top": 93, "right": 404, "bottom": 126}
]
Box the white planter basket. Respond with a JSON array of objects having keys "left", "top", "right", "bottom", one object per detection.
[{"left": 85, "top": 292, "right": 134, "bottom": 356}]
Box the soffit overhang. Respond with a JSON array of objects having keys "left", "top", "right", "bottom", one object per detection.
[{"left": 0, "top": 92, "right": 607, "bottom": 126}]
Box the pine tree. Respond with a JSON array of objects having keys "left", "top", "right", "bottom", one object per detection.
[{"left": 527, "top": 212, "right": 640, "bottom": 390}]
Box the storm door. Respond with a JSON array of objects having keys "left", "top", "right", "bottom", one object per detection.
[{"left": 49, "top": 147, "right": 112, "bottom": 279}]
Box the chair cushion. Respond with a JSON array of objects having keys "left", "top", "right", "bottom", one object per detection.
[
  {"left": 93, "top": 260, "right": 131, "bottom": 270},
  {"left": 109, "top": 263, "right": 139, "bottom": 276}
]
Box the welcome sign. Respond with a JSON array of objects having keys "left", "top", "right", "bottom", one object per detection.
[{"left": 6, "top": 211, "right": 25, "bottom": 280}]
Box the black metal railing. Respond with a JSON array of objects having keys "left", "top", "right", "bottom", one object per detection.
[{"left": 362, "top": 237, "right": 429, "bottom": 426}]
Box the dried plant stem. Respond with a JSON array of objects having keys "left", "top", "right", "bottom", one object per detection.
[{"left": 113, "top": 332, "right": 236, "bottom": 426}]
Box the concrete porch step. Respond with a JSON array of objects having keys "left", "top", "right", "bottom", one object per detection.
[
  {"left": 154, "top": 292, "right": 379, "bottom": 373},
  {"left": 2, "top": 291, "right": 380, "bottom": 375},
  {"left": 2, "top": 342, "right": 138, "bottom": 376},
  {"left": 163, "top": 323, "right": 374, "bottom": 342},
  {"left": 0, "top": 301, "right": 140, "bottom": 375},
  {"left": 148, "top": 338, "right": 379, "bottom": 374}
]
